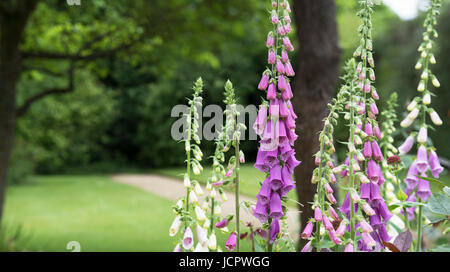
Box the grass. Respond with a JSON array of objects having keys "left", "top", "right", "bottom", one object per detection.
[
  {"left": 2, "top": 175, "right": 253, "bottom": 252},
  {"left": 156, "top": 163, "right": 299, "bottom": 204}
]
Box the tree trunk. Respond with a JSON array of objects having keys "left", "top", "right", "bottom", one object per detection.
[
  {"left": 291, "top": 0, "right": 340, "bottom": 249},
  {"left": 0, "top": 1, "right": 39, "bottom": 224}
]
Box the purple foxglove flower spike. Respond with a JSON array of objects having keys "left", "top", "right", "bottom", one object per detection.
[
  {"left": 371, "top": 140, "right": 383, "bottom": 161},
  {"left": 269, "top": 220, "right": 280, "bottom": 243},
  {"left": 416, "top": 145, "right": 428, "bottom": 173},
  {"left": 314, "top": 207, "right": 323, "bottom": 222},
  {"left": 363, "top": 140, "right": 372, "bottom": 158},
  {"left": 258, "top": 73, "right": 269, "bottom": 91},
  {"left": 269, "top": 192, "right": 284, "bottom": 220},
  {"left": 266, "top": 83, "right": 277, "bottom": 100},
  {"left": 301, "top": 221, "right": 314, "bottom": 239},
  {"left": 429, "top": 150, "right": 443, "bottom": 178},
  {"left": 182, "top": 227, "right": 194, "bottom": 250},
  {"left": 225, "top": 232, "right": 237, "bottom": 252},
  {"left": 398, "top": 135, "right": 414, "bottom": 155}
]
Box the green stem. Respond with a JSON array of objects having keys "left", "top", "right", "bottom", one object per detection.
[
  {"left": 348, "top": 81, "right": 357, "bottom": 250},
  {"left": 267, "top": 218, "right": 273, "bottom": 252},
  {"left": 235, "top": 138, "right": 240, "bottom": 252},
  {"left": 416, "top": 201, "right": 423, "bottom": 252}
]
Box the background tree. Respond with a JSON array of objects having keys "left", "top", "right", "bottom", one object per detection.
[{"left": 291, "top": 0, "right": 340, "bottom": 249}]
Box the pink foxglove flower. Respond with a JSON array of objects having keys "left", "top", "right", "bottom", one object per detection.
[
  {"left": 215, "top": 218, "right": 229, "bottom": 229},
  {"left": 182, "top": 227, "right": 194, "bottom": 250},
  {"left": 417, "top": 175, "right": 431, "bottom": 201},
  {"left": 269, "top": 220, "right": 280, "bottom": 243},
  {"left": 363, "top": 141, "right": 372, "bottom": 158},
  {"left": 301, "top": 221, "right": 314, "bottom": 239},
  {"left": 268, "top": 49, "right": 276, "bottom": 64},
  {"left": 253, "top": 104, "right": 268, "bottom": 136},
  {"left": 225, "top": 232, "right": 237, "bottom": 252},
  {"left": 417, "top": 126, "right": 428, "bottom": 144},
  {"left": 266, "top": 33, "right": 274, "bottom": 47},
  {"left": 429, "top": 150, "right": 443, "bottom": 178},
  {"left": 258, "top": 73, "right": 270, "bottom": 91},
  {"left": 314, "top": 207, "right": 323, "bottom": 222},
  {"left": 269, "top": 192, "right": 283, "bottom": 220},
  {"left": 416, "top": 145, "right": 428, "bottom": 173},
  {"left": 398, "top": 135, "right": 414, "bottom": 155},
  {"left": 371, "top": 140, "right": 383, "bottom": 161},
  {"left": 283, "top": 37, "right": 294, "bottom": 51},
  {"left": 301, "top": 241, "right": 313, "bottom": 252},
  {"left": 266, "top": 83, "right": 277, "bottom": 100},
  {"left": 364, "top": 122, "right": 373, "bottom": 137}
]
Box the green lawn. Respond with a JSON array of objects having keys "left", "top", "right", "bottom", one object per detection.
[
  {"left": 156, "top": 163, "right": 299, "bottom": 204},
  {"left": 2, "top": 175, "right": 252, "bottom": 252}
]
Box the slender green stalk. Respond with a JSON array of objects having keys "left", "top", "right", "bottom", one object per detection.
[
  {"left": 416, "top": 201, "right": 423, "bottom": 252},
  {"left": 235, "top": 139, "right": 240, "bottom": 252}
]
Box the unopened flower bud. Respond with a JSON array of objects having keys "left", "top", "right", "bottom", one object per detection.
[{"left": 430, "top": 110, "right": 443, "bottom": 126}]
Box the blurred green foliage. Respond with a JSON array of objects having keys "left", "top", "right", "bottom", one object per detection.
[{"left": 10, "top": 0, "right": 449, "bottom": 179}]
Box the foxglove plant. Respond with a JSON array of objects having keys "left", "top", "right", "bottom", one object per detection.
[
  {"left": 253, "top": 0, "right": 300, "bottom": 252},
  {"left": 300, "top": 59, "right": 354, "bottom": 252},
  {"left": 398, "top": 0, "right": 443, "bottom": 252},
  {"left": 170, "top": 78, "right": 204, "bottom": 252},
  {"left": 338, "top": 0, "right": 392, "bottom": 252},
  {"left": 223, "top": 80, "right": 247, "bottom": 252}
]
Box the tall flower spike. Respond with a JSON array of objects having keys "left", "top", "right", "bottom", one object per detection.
[
  {"left": 301, "top": 59, "right": 352, "bottom": 252},
  {"left": 253, "top": 0, "right": 300, "bottom": 252},
  {"left": 170, "top": 78, "right": 205, "bottom": 251},
  {"left": 398, "top": 0, "right": 443, "bottom": 252},
  {"left": 223, "top": 80, "right": 247, "bottom": 252},
  {"left": 337, "top": 0, "right": 392, "bottom": 252}
]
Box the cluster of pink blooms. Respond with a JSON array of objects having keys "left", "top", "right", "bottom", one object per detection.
[{"left": 252, "top": 0, "right": 300, "bottom": 244}]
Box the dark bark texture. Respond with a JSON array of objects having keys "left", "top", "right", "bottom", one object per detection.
[
  {"left": 0, "top": 0, "right": 39, "bottom": 223},
  {"left": 291, "top": 0, "right": 340, "bottom": 249}
]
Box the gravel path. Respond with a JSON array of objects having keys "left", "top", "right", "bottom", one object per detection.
[{"left": 110, "top": 174, "right": 300, "bottom": 236}]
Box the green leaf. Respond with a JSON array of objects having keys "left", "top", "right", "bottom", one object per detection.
[
  {"left": 416, "top": 175, "right": 450, "bottom": 187},
  {"left": 427, "top": 193, "right": 450, "bottom": 216}
]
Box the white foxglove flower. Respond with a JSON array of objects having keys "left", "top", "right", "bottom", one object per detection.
[
  {"left": 408, "top": 108, "right": 419, "bottom": 120},
  {"left": 432, "top": 77, "right": 440, "bottom": 88},
  {"left": 196, "top": 224, "right": 208, "bottom": 247},
  {"left": 194, "top": 242, "right": 209, "bottom": 252},
  {"left": 417, "top": 81, "right": 425, "bottom": 92},
  {"left": 400, "top": 117, "right": 414, "bottom": 128},
  {"left": 189, "top": 191, "right": 198, "bottom": 204},
  {"left": 417, "top": 127, "right": 428, "bottom": 144},
  {"left": 220, "top": 191, "right": 228, "bottom": 202},
  {"left": 214, "top": 206, "right": 221, "bottom": 216},
  {"left": 430, "top": 110, "right": 443, "bottom": 126},
  {"left": 169, "top": 216, "right": 181, "bottom": 236},
  {"left": 184, "top": 174, "right": 191, "bottom": 188},
  {"left": 407, "top": 100, "right": 418, "bottom": 111},
  {"left": 194, "top": 183, "right": 203, "bottom": 196},
  {"left": 208, "top": 233, "right": 217, "bottom": 250},
  {"left": 195, "top": 206, "right": 206, "bottom": 221},
  {"left": 423, "top": 93, "right": 431, "bottom": 105}
]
